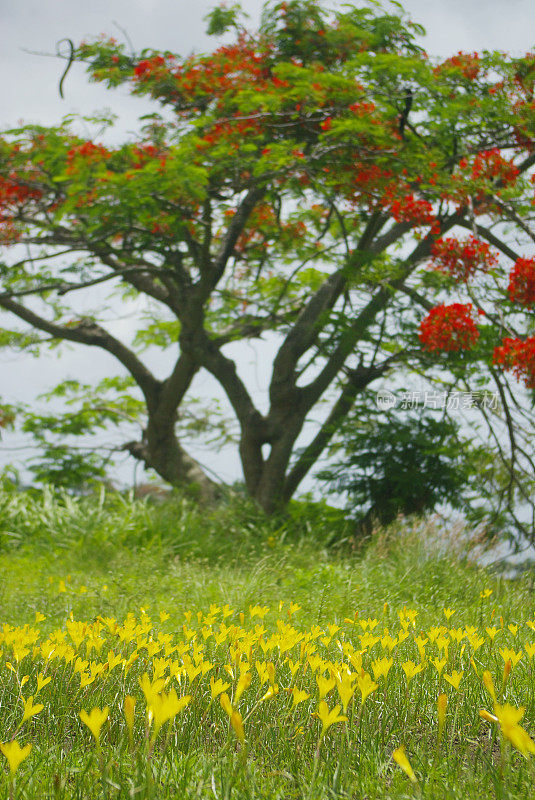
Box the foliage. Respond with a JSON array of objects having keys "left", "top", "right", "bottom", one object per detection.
[
  {"left": 0, "top": 0, "right": 534, "bottom": 532},
  {"left": 318, "top": 408, "right": 476, "bottom": 529}
]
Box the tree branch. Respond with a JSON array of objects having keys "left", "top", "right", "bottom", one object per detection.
[
  {"left": 282, "top": 363, "right": 388, "bottom": 502},
  {"left": 0, "top": 296, "right": 161, "bottom": 406},
  {"left": 204, "top": 184, "right": 267, "bottom": 295}
]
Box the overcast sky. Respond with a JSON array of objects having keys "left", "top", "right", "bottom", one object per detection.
[{"left": 1, "top": 0, "right": 534, "bottom": 489}]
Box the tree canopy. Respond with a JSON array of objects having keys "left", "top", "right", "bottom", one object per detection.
[{"left": 0, "top": 0, "right": 534, "bottom": 532}]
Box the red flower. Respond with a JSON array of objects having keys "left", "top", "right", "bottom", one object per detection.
[
  {"left": 133, "top": 56, "right": 166, "bottom": 80},
  {"left": 433, "top": 51, "right": 481, "bottom": 80},
  {"left": 508, "top": 257, "right": 535, "bottom": 307},
  {"left": 66, "top": 142, "right": 110, "bottom": 163},
  {"left": 471, "top": 149, "right": 519, "bottom": 185},
  {"left": 431, "top": 236, "right": 498, "bottom": 281},
  {"left": 349, "top": 101, "right": 375, "bottom": 115},
  {"left": 320, "top": 117, "right": 332, "bottom": 131},
  {"left": 382, "top": 191, "right": 438, "bottom": 231},
  {"left": 419, "top": 303, "right": 480, "bottom": 352},
  {"left": 493, "top": 336, "right": 535, "bottom": 387}
]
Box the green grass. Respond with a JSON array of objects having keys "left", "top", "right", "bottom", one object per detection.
[{"left": 0, "top": 486, "right": 534, "bottom": 799}]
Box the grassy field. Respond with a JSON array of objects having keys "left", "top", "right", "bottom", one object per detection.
[{"left": 0, "top": 486, "right": 534, "bottom": 799}]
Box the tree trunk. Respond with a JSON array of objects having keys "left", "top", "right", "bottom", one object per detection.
[
  {"left": 125, "top": 416, "right": 219, "bottom": 504},
  {"left": 242, "top": 412, "right": 304, "bottom": 515}
]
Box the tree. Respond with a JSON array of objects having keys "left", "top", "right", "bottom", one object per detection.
[{"left": 0, "top": 0, "right": 534, "bottom": 524}]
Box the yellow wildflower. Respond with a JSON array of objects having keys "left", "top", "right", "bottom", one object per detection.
[
  {"left": 210, "top": 677, "right": 230, "bottom": 699},
  {"left": 317, "top": 701, "right": 347, "bottom": 738},
  {"left": 21, "top": 696, "right": 44, "bottom": 725},
  {"left": 437, "top": 694, "right": 447, "bottom": 744},
  {"left": 79, "top": 706, "right": 109, "bottom": 744},
  {"left": 494, "top": 703, "right": 535, "bottom": 758},
  {"left": 443, "top": 671, "right": 463, "bottom": 691},
  {"left": 401, "top": 660, "right": 423, "bottom": 686},
  {"left": 292, "top": 688, "right": 310, "bottom": 708},
  {"left": 0, "top": 740, "right": 31, "bottom": 776},
  {"left": 392, "top": 745, "right": 417, "bottom": 783},
  {"left": 356, "top": 672, "right": 378, "bottom": 705}
]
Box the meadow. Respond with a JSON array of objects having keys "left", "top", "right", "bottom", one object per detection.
[{"left": 0, "top": 486, "right": 534, "bottom": 799}]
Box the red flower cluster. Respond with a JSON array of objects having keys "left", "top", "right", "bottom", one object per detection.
[
  {"left": 0, "top": 173, "right": 42, "bottom": 243},
  {"left": 419, "top": 303, "right": 480, "bottom": 351},
  {"left": 382, "top": 191, "right": 438, "bottom": 231},
  {"left": 173, "top": 39, "right": 267, "bottom": 101},
  {"left": 348, "top": 101, "right": 375, "bottom": 115},
  {"left": 508, "top": 257, "right": 535, "bottom": 307},
  {"left": 197, "top": 116, "right": 263, "bottom": 150},
  {"left": 430, "top": 235, "right": 498, "bottom": 281},
  {"left": 493, "top": 336, "right": 535, "bottom": 387},
  {"left": 66, "top": 142, "right": 110, "bottom": 173},
  {"left": 471, "top": 149, "right": 519, "bottom": 185},
  {"left": 433, "top": 52, "right": 481, "bottom": 80},
  {"left": 0, "top": 174, "right": 41, "bottom": 206},
  {"left": 133, "top": 56, "right": 166, "bottom": 79},
  {"left": 131, "top": 143, "right": 167, "bottom": 170}
]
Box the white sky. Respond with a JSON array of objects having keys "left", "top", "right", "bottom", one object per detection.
[{"left": 1, "top": 0, "right": 534, "bottom": 489}]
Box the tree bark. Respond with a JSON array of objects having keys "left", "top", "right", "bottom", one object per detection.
[{"left": 125, "top": 416, "right": 219, "bottom": 503}]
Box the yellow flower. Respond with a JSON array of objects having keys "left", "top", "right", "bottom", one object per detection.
[
  {"left": 149, "top": 690, "right": 191, "bottom": 740},
  {"left": 79, "top": 706, "right": 109, "bottom": 744},
  {"left": 494, "top": 703, "right": 535, "bottom": 758},
  {"left": 316, "top": 674, "right": 336, "bottom": 699},
  {"left": 443, "top": 671, "right": 463, "bottom": 691},
  {"left": 249, "top": 604, "right": 269, "bottom": 620},
  {"left": 235, "top": 672, "right": 252, "bottom": 705},
  {"left": 124, "top": 696, "right": 136, "bottom": 743},
  {"left": 36, "top": 674, "right": 51, "bottom": 694},
  {"left": 485, "top": 626, "right": 498, "bottom": 641},
  {"left": 21, "top": 696, "right": 44, "bottom": 725},
  {"left": 230, "top": 710, "right": 245, "bottom": 744},
  {"left": 139, "top": 673, "right": 165, "bottom": 706},
  {"left": 317, "top": 700, "right": 347, "bottom": 738},
  {"left": 292, "top": 688, "right": 310, "bottom": 708},
  {"left": 261, "top": 684, "right": 279, "bottom": 701},
  {"left": 443, "top": 608, "right": 455, "bottom": 620},
  {"left": 525, "top": 642, "right": 535, "bottom": 660},
  {"left": 431, "top": 657, "right": 447, "bottom": 677},
  {"left": 0, "top": 740, "right": 31, "bottom": 776},
  {"left": 482, "top": 670, "right": 497, "bottom": 703},
  {"left": 415, "top": 635, "right": 428, "bottom": 660},
  {"left": 356, "top": 672, "right": 378, "bottom": 706},
  {"left": 219, "top": 693, "right": 245, "bottom": 743},
  {"left": 287, "top": 602, "right": 301, "bottom": 618},
  {"left": 437, "top": 694, "right": 447, "bottom": 744},
  {"left": 392, "top": 745, "right": 417, "bottom": 783},
  {"left": 401, "top": 660, "right": 423, "bottom": 686},
  {"left": 372, "top": 657, "right": 393, "bottom": 683},
  {"left": 336, "top": 672, "right": 356, "bottom": 713},
  {"left": 499, "top": 648, "right": 523, "bottom": 669},
  {"left": 210, "top": 677, "right": 230, "bottom": 699},
  {"left": 220, "top": 692, "right": 233, "bottom": 717}
]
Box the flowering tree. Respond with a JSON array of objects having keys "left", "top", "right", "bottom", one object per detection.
[{"left": 0, "top": 0, "right": 534, "bottom": 525}]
